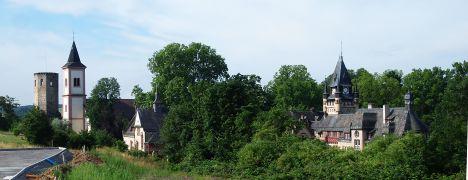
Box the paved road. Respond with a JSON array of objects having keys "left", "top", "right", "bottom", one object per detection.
[{"left": 0, "top": 148, "right": 64, "bottom": 179}]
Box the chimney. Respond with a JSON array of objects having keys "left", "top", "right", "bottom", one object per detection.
[
  {"left": 382, "top": 105, "right": 389, "bottom": 124},
  {"left": 367, "top": 103, "right": 373, "bottom": 109}
]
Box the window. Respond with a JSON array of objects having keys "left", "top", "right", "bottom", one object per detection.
[
  {"left": 40, "top": 79, "right": 43, "bottom": 86},
  {"left": 354, "top": 130, "right": 359, "bottom": 138},
  {"left": 49, "top": 81, "right": 53, "bottom": 87},
  {"left": 354, "top": 139, "right": 361, "bottom": 150},
  {"left": 64, "top": 105, "right": 67, "bottom": 112},
  {"left": 65, "top": 78, "right": 67, "bottom": 87},
  {"left": 34, "top": 80, "right": 36, "bottom": 87},
  {"left": 73, "top": 78, "right": 80, "bottom": 87}
]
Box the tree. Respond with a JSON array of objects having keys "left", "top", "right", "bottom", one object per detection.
[
  {"left": 267, "top": 65, "right": 320, "bottom": 111},
  {"left": 425, "top": 61, "right": 467, "bottom": 175},
  {"left": 402, "top": 67, "right": 448, "bottom": 124},
  {"left": 86, "top": 77, "right": 122, "bottom": 138},
  {"left": 147, "top": 42, "right": 229, "bottom": 106},
  {"left": 131, "top": 85, "right": 153, "bottom": 108},
  {"left": 21, "top": 107, "right": 53, "bottom": 145},
  {"left": 0, "top": 95, "right": 19, "bottom": 130}
]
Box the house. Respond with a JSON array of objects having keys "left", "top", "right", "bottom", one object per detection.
[
  {"left": 123, "top": 93, "right": 166, "bottom": 153},
  {"left": 294, "top": 54, "right": 428, "bottom": 150}
]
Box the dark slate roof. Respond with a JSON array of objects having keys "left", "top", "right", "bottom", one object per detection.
[
  {"left": 329, "top": 56, "right": 351, "bottom": 88},
  {"left": 113, "top": 99, "right": 135, "bottom": 121},
  {"left": 312, "top": 107, "right": 429, "bottom": 136},
  {"left": 62, "top": 41, "right": 86, "bottom": 68},
  {"left": 134, "top": 108, "right": 165, "bottom": 143}
]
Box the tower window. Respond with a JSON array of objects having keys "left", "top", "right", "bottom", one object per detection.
[
  {"left": 34, "top": 80, "right": 36, "bottom": 87},
  {"left": 64, "top": 105, "right": 67, "bottom": 112},
  {"left": 73, "top": 78, "right": 80, "bottom": 87},
  {"left": 49, "top": 81, "right": 53, "bottom": 87},
  {"left": 40, "top": 79, "right": 43, "bottom": 86},
  {"left": 65, "top": 78, "right": 67, "bottom": 87}
]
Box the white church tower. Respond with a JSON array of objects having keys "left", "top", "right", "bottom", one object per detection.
[{"left": 62, "top": 41, "right": 87, "bottom": 132}]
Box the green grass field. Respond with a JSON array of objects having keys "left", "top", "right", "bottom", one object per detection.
[
  {"left": 67, "top": 148, "right": 214, "bottom": 180},
  {"left": 0, "top": 131, "right": 37, "bottom": 148}
]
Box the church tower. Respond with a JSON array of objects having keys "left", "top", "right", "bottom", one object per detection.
[
  {"left": 323, "top": 54, "right": 358, "bottom": 115},
  {"left": 62, "top": 41, "right": 87, "bottom": 132}
]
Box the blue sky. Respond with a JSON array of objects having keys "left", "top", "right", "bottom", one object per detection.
[{"left": 0, "top": 0, "right": 466, "bottom": 105}]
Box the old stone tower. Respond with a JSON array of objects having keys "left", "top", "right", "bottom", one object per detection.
[
  {"left": 62, "top": 41, "right": 87, "bottom": 132},
  {"left": 33, "top": 72, "right": 59, "bottom": 118}
]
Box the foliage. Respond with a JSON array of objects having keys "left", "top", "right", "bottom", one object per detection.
[
  {"left": 113, "top": 140, "right": 128, "bottom": 152},
  {"left": 92, "top": 129, "right": 115, "bottom": 147},
  {"left": 68, "top": 131, "right": 96, "bottom": 149},
  {"left": 402, "top": 67, "right": 448, "bottom": 123},
  {"left": 147, "top": 42, "right": 229, "bottom": 107},
  {"left": 131, "top": 85, "right": 154, "bottom": 108},
  {"left": 86, "top": 77, "right": 123, "bottom": 139},
  {"left": 425, "top": 61, "right": 467, "bottom": 175},
  {"left": 0, "top": 131, "right": 37, "bottom": 148},
  {"left": 128, "top": 149, "right": 147, "bottom": 158},
  {"left": 0, "top": 95, "right": 19, "bottom": 131},
  {"left": 21, "top": 107, "right": 53, "bottom": 145},
  {"left": 52, "top": 123, "right": 71, "bottom": 147},
  {"left": 266, "top": 65, "right": 321, "bottom": 111}
]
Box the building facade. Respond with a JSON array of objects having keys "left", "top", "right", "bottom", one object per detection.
[
  {"left": 33, "top": 72, "right": 59, "bottom": 118},
  {"left": 62, "top": 41, "right": 87, "bottom": 132}
]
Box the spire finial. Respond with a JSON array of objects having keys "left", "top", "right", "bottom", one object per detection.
[{"left": 340, "top": 40, "right": 343, "bottom": 57}]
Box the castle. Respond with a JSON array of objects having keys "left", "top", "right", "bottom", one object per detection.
[
  {"left": 34, "top": 41, "right": 87, "bottom": 132},
  {"left": 293, "top": 54, "right": 429, "bottom": 150}
]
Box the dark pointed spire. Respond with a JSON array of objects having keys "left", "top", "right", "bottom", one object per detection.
[
  {"left": 62, "top": 41, "right": 86, "bottom": 69},
  {"left": 329, "top": 56, "right": 351, "bottom": 88}
]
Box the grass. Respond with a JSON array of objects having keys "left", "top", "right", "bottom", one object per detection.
[
  {"left": 0, "top": 131, "right": 38, "bottom": 148},
  {"left": 67, "top": 148, "right": 216, "bottom": 180}
]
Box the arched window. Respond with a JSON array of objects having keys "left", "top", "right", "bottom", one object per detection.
[{"left": 65, "top": 78, "right": 67, "bottom": 87}]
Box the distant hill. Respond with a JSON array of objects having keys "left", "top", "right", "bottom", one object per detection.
[{"left": 14, "top": 105, "right": 33, "bottom": 118}]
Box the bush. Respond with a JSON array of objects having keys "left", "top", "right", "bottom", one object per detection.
[
  {"left": 68, "top": 131, "right": 95, "bottom": 150},
  {"left": 113, "top": 140, "right": 128, "bottom": 152},
  {"left": 92, "top": 129, "right": 114, "bottom": 147},
  {"left": 128, "top": 149, "right": 147, "bottom": 158},
  {"left": 21, "top": 107, "right": 53, "bottom": 145}
]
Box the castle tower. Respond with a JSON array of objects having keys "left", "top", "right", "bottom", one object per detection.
[
  {"left": 323, "top": 54, "right": 357, "bottom": 115},
  {"left": 62, "top": 41, "right": 87, "bottom": 132},
  {"left": 33, "top": 72, "right": 59, "bottom": 118}
]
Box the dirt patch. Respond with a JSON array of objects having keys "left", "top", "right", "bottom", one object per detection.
[{"left": 27, "top": 150, "right": 103, "bottom": 180}]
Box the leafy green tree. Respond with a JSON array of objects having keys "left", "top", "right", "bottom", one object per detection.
[
  {"left": 0, "top": 95, "right": 19, "bottom": 130},
  {"left": 86, "top": 77, "right": 122, "bottom": 138},
  {"left": 147, "top": 42, "right": 229, "bottom": 106},
  {"left": 402, "top": 67, "right": 448, "bottom": 123},
  {"left": 131, "top": 85, "right": 153, "bottom": 108},
  {"left": 21, "top": 107, "right": 53, "bottom": 145},
  {"left": 267, "top": 65, "right": 320, "bottom": 111},
  {"left": 426, "top": 61, "right": 467, "bottom": 176}
]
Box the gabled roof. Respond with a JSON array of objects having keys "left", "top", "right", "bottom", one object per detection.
[
  {"left": 329, "top": 56, "right": 351, "bottom": 87},
  {"left": 62, "top": 41, "right": 86, "bottom": 69},
  {"left": 123, "top": 108, "right": 165, "bottom": 143}
]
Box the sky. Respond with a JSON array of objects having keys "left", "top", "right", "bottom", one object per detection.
[{"left": 0, "top": 0, "right": 466, "bottom": 105}]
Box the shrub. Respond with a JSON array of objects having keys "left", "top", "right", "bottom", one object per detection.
[
  {"left": 128, "top": 149, "right": 147, "bottom": 158},
  {"left": 113, "top": 140, "right": 128, "bottom": 152},
  {"left": 92, "top": 129, "right": 114, "bottom": 147}
]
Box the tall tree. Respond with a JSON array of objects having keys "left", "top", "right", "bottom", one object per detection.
[
  {"left": 0, "top": 95, "right": 19, "bottom": 131},
  {"left": 147, "top": 42, "right": 229, "bottom": 106},
  {"left": 267, "top": 65, "right": 320, "bottom": 111},
  {"left": 86, "top": 77, "right": 122, "bottom": 138},
  {"left": 402, "top": 67, "right": 448, "bottom": 123},
  {"left": 426, "top": 61, "right": 467, "bottom": 175}
]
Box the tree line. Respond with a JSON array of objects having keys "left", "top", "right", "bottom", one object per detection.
[{"left": 0, "top": 42, "right": 465, "bottom": 178}]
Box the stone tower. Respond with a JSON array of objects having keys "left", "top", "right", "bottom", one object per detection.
[
  {"left": 62, "top": 41, "right": 87, "bottom": 132},
  {"left": 33, "top": 72, "right": 59, "bottom": 118},
  {"left": 323, "top": 55, "right": 358, "bottom": 115}
]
